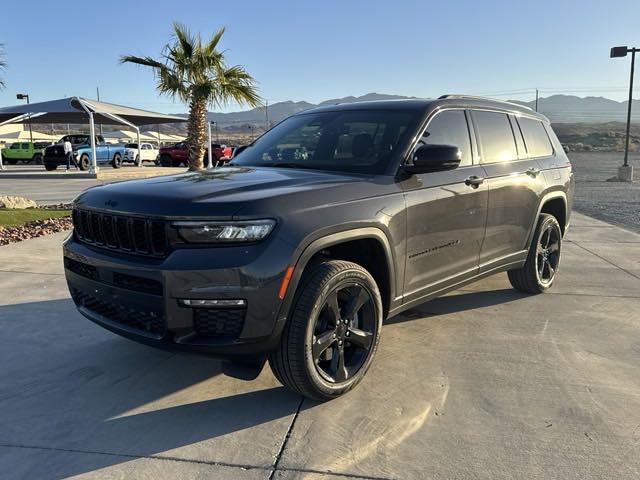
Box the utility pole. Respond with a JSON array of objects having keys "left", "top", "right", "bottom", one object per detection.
[
  {"left": 535, "top": 89, "right": 539, "bottom": 112},
  {"left": 265, "top": 99, "right": 269, "bottom": 131},
  {"left": 610, "top": 46, "right": 637, "bottom": 181},
  {"left": 96, "top": 86, "right": 104, "bottom": 136}
]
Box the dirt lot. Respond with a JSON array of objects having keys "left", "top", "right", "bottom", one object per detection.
[{"left": 568, "top": 152, "right": 640, "bottom": 233}]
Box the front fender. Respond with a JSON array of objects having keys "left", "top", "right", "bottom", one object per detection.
[{"left": 272, "top": 226, "right": 396, "bottom": 339}]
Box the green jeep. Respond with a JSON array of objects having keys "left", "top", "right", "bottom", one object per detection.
[{"left": 1, "top": 141, "right": 50, "bottom": 165}]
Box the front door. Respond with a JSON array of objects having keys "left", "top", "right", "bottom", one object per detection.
[{"left": 401, "top": 109, "right": 488, "bottom": 302}]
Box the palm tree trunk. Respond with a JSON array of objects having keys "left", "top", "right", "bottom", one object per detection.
[{"left": 187, "top": 96, "right": 208, "bottom": 171}]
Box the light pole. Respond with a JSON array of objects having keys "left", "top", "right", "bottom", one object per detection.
[
  {"left": 610, "top": 46, "right": 637, "bottom": 181},
  {"left": 16, "top": 93, "right": 33, "bottom": 144}
]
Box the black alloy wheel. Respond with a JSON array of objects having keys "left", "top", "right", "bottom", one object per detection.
[
  {"left": 508, "top": 214, "right": 562, "bottom": 293},
  {"left": 311, "top": 283, "right": 376, "bottom": 383},
  {"left": 269, "top": 260, "right": 383, "bottom": 401},
  {"left": 536, "top": 220, "right": 561, "bottom": 286}
]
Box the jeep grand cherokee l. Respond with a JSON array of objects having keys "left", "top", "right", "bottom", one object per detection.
[{"left": 64, "top": 96, "right": 574, "bottom": 401}]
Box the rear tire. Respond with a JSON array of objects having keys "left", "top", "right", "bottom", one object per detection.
[
  {"left": 44, "top": 163, "right": 57, "bottom": 171},
  {"left": 112, "top": 153, "right": 122, "bottom": 169},
  {"left": 32, "top": 154, "right": 43, "bottom": 165},
  {"left": 268, "top": 260, "right": 383, "bottom": 401},
  {"left": 508, "top": 214, "right": 562, "bottom": 294}
]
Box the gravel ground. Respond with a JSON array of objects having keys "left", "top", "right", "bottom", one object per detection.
[{"left": 569, "top": 152, "right": 640, "bottom": 233}]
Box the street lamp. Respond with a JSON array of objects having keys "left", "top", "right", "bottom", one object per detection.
[
  {"left": 16, "top": 93, "right": 34, "bottom": 144},
  {"left": 610, "top": 46, "right": 638, "bottom": 181}
]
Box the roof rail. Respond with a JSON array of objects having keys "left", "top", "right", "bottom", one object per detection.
[{"left": 438, "top": 94, "right": 534, "bottom": 111}]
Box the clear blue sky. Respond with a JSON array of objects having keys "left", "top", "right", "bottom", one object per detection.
[{"left": 0, "top": 0, "right": 638, "bottom": 113}]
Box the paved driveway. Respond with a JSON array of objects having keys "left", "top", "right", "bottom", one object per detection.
[{"left": 0, "top": 213, "right": 639, "bottom": 479}]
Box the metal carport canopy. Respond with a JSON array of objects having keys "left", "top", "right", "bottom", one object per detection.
[{"left": 0, "top": 97, "right": 186, "bottom": 172}]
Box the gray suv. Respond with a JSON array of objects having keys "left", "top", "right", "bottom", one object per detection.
[{"left": 64, "top": 96, "right": 574, "bottom": 400}]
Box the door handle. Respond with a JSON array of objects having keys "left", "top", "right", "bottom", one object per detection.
[
  {"left": 525, "top": 167, "right": 541, "bottom": 177},
  {"left": 465, "top": 175, "right": 484, "bottom": 187}
]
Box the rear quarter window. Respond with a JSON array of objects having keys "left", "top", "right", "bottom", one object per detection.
[{"left": 517, "top": 117, "right": 553, "bottom": 157}]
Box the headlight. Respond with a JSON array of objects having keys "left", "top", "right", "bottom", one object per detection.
[{"left": 172, "top": 219, "right": 276, "bottom": 244}]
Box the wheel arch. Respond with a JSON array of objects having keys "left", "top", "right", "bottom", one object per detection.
[
  {"left": 279, "top": 227, "right": 397, "bottom": 323},
  {"left": 526, "top": 191, "right": 568, "bottom": 247}
]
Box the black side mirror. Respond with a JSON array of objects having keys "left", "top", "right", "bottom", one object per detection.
[{"left": 405, "top": 144, "right": 461, "bottom": 174}]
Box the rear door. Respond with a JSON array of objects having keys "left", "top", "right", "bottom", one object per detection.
[
  {"left": 471, "top": 110, "right": 547, "bottom": 270},
  {"left": 401, "top": 109, "right": 488, "bottom": 301}
]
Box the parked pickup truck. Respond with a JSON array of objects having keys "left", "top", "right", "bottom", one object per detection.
[
  {"left": 43, "top": 135, "right": 126, "bottom": 170},
  {"left": 2, "top": 141, "right": 50, "bottom": 165},
  {"left": 123, "top": 142, "right": 159, "bottom": 165},
  {"left": 158, "top": 142, "right": 232, "bottom": 167}
]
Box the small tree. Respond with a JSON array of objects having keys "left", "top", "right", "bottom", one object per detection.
[{"left": 121, "top": 23, "right": 261, "bottom": 170}]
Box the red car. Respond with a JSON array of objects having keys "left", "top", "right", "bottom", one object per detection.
[{"left": 158, "top": 142, "right": 232, "bottom": 167}]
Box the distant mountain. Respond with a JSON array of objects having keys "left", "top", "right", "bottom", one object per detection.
[
  {"left": 186, "top": 93, "right": 640, "bottom": 130},
  {"left": 206, "top": 93, "right": 414, "bottom": 128},
  {"left": 510, "top": 95, "right": 640, "bottom": 123}
]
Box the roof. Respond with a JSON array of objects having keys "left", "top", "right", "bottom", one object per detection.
[
  {"left": 0, "top": 97, "right": 187, "bottom": 127},
  {"left": 297, "top": 96, "right": 548, "bottom": 121}
]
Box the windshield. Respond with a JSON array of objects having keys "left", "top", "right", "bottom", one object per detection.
[
  {"left": 230, "top": 109, "right": 418, "bottom": 174},
  {"left": 125, "top": 143, "right": 138, "bottom": 148}
]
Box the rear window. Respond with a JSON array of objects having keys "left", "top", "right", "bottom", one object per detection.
[
  {"left": 472, "top": 110, "right": 518, "bottom": 163},
  {"left": 517, "top": 117, "right": 553, "bottom": 157}
]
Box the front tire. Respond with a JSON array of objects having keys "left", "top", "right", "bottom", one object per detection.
[
  {"left": 159, "top": 154, "right": 172, "bottom": 167},
  {"left": 79, "top": 154, "right": 90, "bottom": 171},
  {"left": 508, "top": 213, "right": 562, "bottom": 293},
  {"left": 44, "top": 163, "right": 57, "bottom": 171},
  {"left": 269, "top": 260, "right": 383, "bottom": 401}
]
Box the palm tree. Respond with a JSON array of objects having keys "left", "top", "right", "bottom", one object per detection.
[{"left": 121, "top": 24, "right": 261, "bottom": 171}]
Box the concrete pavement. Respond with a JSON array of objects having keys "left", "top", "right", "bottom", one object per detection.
[
  {"left": 0, "top": 165, "right": 185, "bottom": 205},
  {"left": 0, "top": 213, "right": 639, "bottom": 479}
]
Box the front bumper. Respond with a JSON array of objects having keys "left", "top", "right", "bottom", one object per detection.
[{"left": 63, "top": 233, "right": 295, "bottom": 358}]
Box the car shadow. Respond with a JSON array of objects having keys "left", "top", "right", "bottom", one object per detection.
[
  {"left": 0, "top": 298, "right": 301, "bottom": 479},
  {"left": 386, "top": 288, "right": 530, "bottom": 325}
]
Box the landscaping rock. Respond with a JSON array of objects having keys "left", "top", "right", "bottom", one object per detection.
[
  {"left": 0, "top": 195, "right": 38, "bottom": 209},
  {"left": 0, "top": 217, "right": 73, "bottom": 246}
]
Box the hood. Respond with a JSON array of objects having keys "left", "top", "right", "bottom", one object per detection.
[{"left": 73, "top": 166, "right": 387, "bottom": 218}]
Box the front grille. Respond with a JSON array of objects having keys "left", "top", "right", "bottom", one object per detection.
[
  {"left": 64, "top": 257, "right": 98, "bottom": 280},
  {"left": 194, "top": 308, "right": 246, "bottom": 339},
  {"left": 71, "top": 288, "right": 165, "bottom": 336},
  {"left": 113, "top": 272, "right": 163, "bottom": 296},
  {"left": 72, "top": 208, "right": 169, "bottom": 257}
]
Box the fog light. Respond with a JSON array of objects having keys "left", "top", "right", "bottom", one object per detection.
[{"left": 179, "top": 299, "right": 246, "bottom": 308}]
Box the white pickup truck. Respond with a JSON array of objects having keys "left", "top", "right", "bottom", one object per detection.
[{"left": 123, "top": 142, "right": 159, "bottom": 166}]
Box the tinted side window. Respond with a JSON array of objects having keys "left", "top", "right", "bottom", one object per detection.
[
  {"left": 473, "top": 110, "right": 518, "bottom": 163},
  {"left": 518, "top": 117, "right": 553, "bottom": 157},
  {"left": 418, "top": 110, "right": 472, "bottom": 166}
]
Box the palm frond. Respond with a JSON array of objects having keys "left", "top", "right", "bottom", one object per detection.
[
  {"left": 172, "top": 22, "right": 195, "bottom": 60},
  {"left": 119, "top": 55, "right": 165, "bottom": 69}
]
